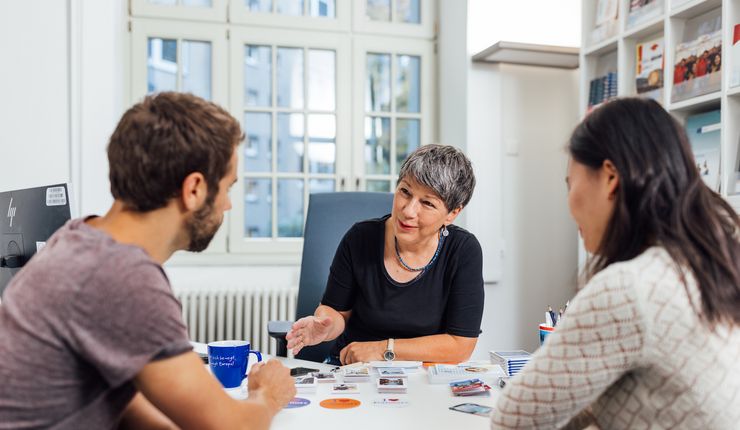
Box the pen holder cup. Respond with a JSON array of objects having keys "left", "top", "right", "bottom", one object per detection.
[{"left": 539, "top": 324, "right": 554, "bottom": 346}]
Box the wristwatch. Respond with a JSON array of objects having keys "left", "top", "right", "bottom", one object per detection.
[{"left": 383, "top": 338, "right": 395, "bottom": 361}]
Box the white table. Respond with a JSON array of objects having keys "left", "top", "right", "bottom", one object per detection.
[{"left": 228, "top": 356, "right": 501, "bottom": 430}]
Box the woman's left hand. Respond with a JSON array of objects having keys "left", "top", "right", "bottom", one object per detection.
[{"left": 339, "top": 340, "right": 385, "bottom": 365}]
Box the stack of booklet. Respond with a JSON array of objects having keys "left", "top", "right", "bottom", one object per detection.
[
  {"left": 376, "top": 367, "right": 409, "bottom": 379},
  {"left": 427, "top": 364, "right": 503, "bottom": 384},
  {"left": 343, "top": 366, "right": 370, "bottom": 383},
  {"left": 490, "top": 350, "right": 532, "bottom": 377},
  {"left": 294, "top": 375, "right": 318, "bottom": 393},
  {"left": 376, "top": 377, "right": 407, "bottom": 394},
  {"left": 449, "top": 378, "right": 491, "bottom": 397}
]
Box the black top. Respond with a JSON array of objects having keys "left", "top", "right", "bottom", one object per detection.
[{"left": 322, "top": 215, "right": 484, "bottom": 357}]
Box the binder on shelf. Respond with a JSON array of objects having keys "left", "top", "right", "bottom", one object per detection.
[
  {"left": 636, "top": 36, "right": 664, "bottom": 101},
  {"left": 685, "top": 110, "right": 721, "bottom": 193},
  {"left": 671, "top": 8, "right": 722, "bottom": 103}
]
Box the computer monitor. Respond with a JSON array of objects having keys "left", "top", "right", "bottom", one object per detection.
[{"left": 0, "top": 183, "right": 73, "bottom": 297}]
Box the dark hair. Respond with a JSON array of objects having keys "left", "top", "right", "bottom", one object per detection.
[
  {"left": 108, "top": 92, "right": 242, "bottom": 212},
  {"left": 569, "top": 97, "right": 740, "bottom": 325},
  {"left": 397, "top": 144, "right": 476, "bottom": 211}
]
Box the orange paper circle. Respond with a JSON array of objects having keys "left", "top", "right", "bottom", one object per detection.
[{"left": 320, "top": 398, "right": 361, "bottom": 409}]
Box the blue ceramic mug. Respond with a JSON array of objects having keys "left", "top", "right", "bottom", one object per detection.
[{"left": 208, "top": 340, "right": 263, "bottom": 388}]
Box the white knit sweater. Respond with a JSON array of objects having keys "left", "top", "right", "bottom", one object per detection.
[{"left": 491, "top": 247, "right": 740, "bottom": 429}]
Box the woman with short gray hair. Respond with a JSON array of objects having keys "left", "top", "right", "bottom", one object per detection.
[{"left": 287, "top": 144, "right": 484, "bottom": 365}]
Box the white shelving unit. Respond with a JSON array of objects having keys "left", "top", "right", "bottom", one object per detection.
[{"left": 580, "top": 0, "right": 740, "bottom": 214}]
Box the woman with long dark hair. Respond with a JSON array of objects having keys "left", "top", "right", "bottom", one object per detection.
[{"left": 491, "top": 98, "right": 740, "bottom": 429}]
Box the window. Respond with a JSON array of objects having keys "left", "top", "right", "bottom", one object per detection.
[
  {"left": 354, "top": 36, "right": 433, "bottom": 192},
  {"left": 227, "top": 28, "right": 350, "bottom": 255},
  {"left": 129, "top": 2, "right": 435, "bottom": 262}
]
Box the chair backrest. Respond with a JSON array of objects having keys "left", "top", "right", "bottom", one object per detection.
[{"left": 295, "top": 192, "right": 394, "bottom": 362}]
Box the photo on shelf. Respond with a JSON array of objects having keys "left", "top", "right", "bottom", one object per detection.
[
  {"left": 627, "top": 0, "right": 663, "bottom": 29},
  {"left": 732, "top": 24, "right": 740, "bottom": 87},
  {"left": 636, "top": 36, "right": 664, "bottom": 101},
  {"left": 685, "top": 110, "right": 721, "bottom": 192},
  {"left": 591, "top": 0, "right": 620, "bottom": 45},
  {"left": 672, "top": 9, "right": 722, "bottom": 103}
]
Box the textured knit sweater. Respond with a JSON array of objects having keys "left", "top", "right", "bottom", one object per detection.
[{"left": 491, "top": 247, "right": 740, "bottom": 429}]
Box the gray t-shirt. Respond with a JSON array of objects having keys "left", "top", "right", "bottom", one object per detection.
[{"left": 0, "top": 217, "right": 192, "bottom": 429}]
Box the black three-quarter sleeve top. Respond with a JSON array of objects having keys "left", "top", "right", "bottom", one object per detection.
[{"left": 321, "top": 215, "right": 485, "bottom": 357}]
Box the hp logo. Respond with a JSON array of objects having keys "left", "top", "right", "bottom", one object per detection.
[{"left": 7, "top": 197, "right": 16, "bottom": 227}]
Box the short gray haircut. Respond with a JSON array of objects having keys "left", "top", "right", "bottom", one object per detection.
[{"left": 397, "top": 144, "right": 476, "bottom": 211}]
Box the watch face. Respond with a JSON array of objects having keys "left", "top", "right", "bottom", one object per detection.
[{"left": 383, "top": 350, "right": 395, "bottom": 361}]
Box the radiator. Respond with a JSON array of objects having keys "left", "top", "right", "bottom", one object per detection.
[{"left": 174, "top": 285, "right": 298, "bottom": 356}]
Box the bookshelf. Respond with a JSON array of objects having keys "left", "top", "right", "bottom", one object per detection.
[{"left": 580, "top": 0, "right": 740, "bottom": 214}]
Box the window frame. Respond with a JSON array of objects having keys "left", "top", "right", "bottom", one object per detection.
[
  {"left": 128, "top": 3, "right": 436, "bottom": 265},
  {"left": 130, "top": 0, "right": 228, "bottom": 22},
  {"left": 227, "top": 26, "right": 351, "bottom": 257},
  {"left": 229, "top": 0, "right": 350, "bottom": 32},
  {"left": 130, "top": 18, "right": 230, "bottom": 253},
  {"left": 353, "top": 0, "right": 435, "bottom": 38},
  {"left": 352, "top": 35, "right": 434, "bottom": 192}
]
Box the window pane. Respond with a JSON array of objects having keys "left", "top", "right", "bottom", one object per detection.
[
  {"left": 396, "top": 119, "right": 420, "bottom": 172},
  {"left": 366, "top": 53, "right": 391, "bottom": 112},
  {"left": 278, "top": 179, "right": 304, "bottom": 237},
  {"left": 246, "top": 0, "right": 272, "bottom": 12},
  {"left": 244, "top": 112, "right": 272, "bottom": 172},
  {"left": 367, "top": 180, "right": 391, "bottom": 192},
  {"left": 396, "top": 55, "right": 420, "bottom": 113},
  {"left": 183, "top": 0, "right": 213, "bottom": 6},
  {"left": 277, "top": 48, "right": 304, "bottom": 109},
  {"left": 397, "top": 0, "right": 420, "bottom": 23},
  {"left": 309, "top": 178, "right": 335, "bottom": 194},
  {"left": 149, "top": 0, "right": 176, "bottom": 5},
  {"left": 245, "top": 178, "right": 272, "bottom": 238},
  {"left": 147, "top": 38, "right": 177, "bottom": 94},
  {"left": 308, "top": 114, "right": 336, "bottom": 173},
  {"left": 364, "top": 116, "right": 390, "bottom": 174},
  {"left": 244, "top": 45, "right": 272, "bottom": 107},
  {"left": 182, "top": 40, "right": 211, "bottom": 100},
  {"left": 309, "top": 0, "right": 335, "bottom": 17},
  {"left": 366, "top": 0, "right": 390, "bottom": 21},
  {"left": 308, "top": 49, "right": 335, "bottom": 110},
  {"left": 277, "top": 113, "right": 304, "bottom": 173},
  {"left": 277, "top": 0, "right": 303, "bottom": 15}
]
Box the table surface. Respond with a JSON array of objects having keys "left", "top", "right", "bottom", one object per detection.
[{"left": 226, "top": 356, "right": 502, "bottom": 430}]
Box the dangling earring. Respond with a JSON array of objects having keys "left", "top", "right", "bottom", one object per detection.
[{"left": 441, "top": 225, "right": 449, "bottom": 237}]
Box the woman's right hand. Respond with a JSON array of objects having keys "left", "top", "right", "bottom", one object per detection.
[{"left": 285, "top": 316, "right": 334, "bottom": 355}]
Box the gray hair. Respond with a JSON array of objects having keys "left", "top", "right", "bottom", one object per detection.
[{"left": 397, "top": 144, "right": 476, "bottom": 211}]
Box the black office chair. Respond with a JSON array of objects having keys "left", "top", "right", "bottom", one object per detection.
[{"left": 268, "top": 192, "right": 394, "bottom": 363}]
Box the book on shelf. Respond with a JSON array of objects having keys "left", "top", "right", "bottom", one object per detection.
[
  {"left": 685, "top": 110, "right": 721, "bottom": 193},
  {"left": 636, "top": 36, "right": 664, "bottom": 101},
  {"left": 627, "top": 0, "right": 663, "bottom": 29},
  {"left": 672, "top": 8, "right": 722, "bottom": 103},
  {"left": 731, "top": 25, "right": 740, "bottom": 88},
  {"left": 591, "top": 0, "right": 619, "bottom": 45},
  {"left": 588, "top": 72, "right": 618, "bottom": 110}
]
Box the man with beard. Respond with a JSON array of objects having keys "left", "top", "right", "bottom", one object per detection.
[{"left": 0, "top": 92, "right": 295, "bottom": 429}]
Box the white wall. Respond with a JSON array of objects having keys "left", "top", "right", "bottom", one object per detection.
[{"left": 0, "top": 1, "right": 71, "bottom": 192}]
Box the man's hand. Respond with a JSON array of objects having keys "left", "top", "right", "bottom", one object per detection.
[
  {"left": 247, "top": 360, "right": 296, "bottom": 411},
  {"left": 285, "top": 316, "right": 333, "bottom": 355},
  {"left": 339, "top": 340, "right": 385, "bottom": 365}
]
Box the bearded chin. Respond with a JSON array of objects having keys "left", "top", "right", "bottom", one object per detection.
[{"left": 185, "top": 201, "right": 221, "bottom": 252}]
